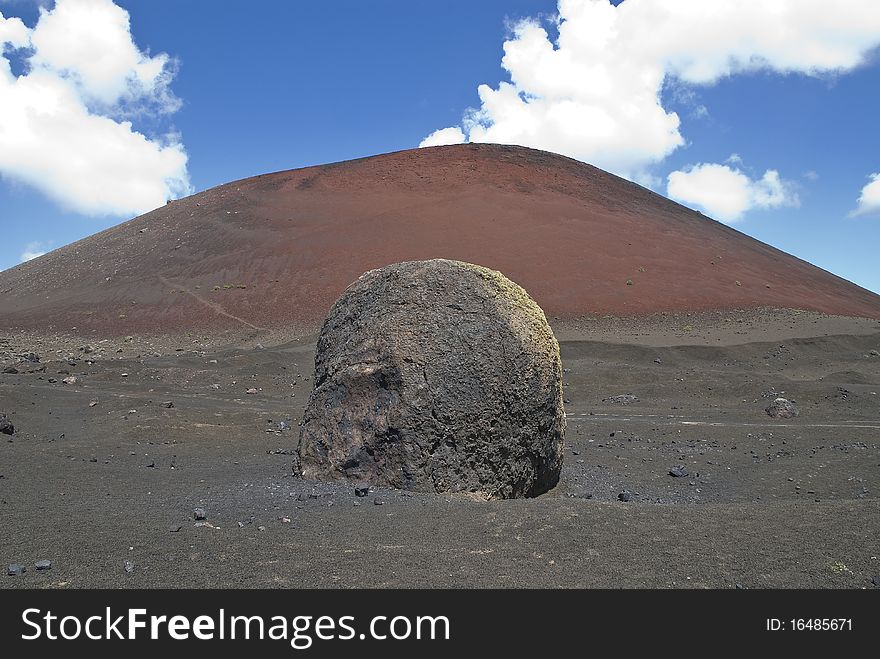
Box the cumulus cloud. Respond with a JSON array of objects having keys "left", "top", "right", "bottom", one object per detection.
[
  {"left": 666, "top": 163, "right": 799, "bottom": 223},
  {"left": 421, "top": 0, "right": 880, "bottom": 179},
  {"left": 20, "top": 240, "right": 48, "bottom": 262},
  {"left": 850, "top": 173, "right": 880, "bottom": 217},
  {"left": 0, "top": 0, "right": 190, "bottom": 217},
  {"left": 418, "top": 126, "right": 466, "bottom": 148}
]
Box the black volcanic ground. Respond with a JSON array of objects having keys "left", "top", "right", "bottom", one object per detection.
[{"left": 2, "top": 309, "right": 879, "bottom": 588}]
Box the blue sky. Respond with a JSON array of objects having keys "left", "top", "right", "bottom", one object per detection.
[{"left": 2, "top": 0, "right": 879, "bottom": 293}]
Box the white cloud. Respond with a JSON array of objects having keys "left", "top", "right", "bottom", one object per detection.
[
  {"left": 418, "top": 126, "right": 466, "bottom": 148},
  {"left": 0, "top": 11, "right": 29, "bottom": 47},
  {"left": 20, "top": 240, "right": 47, "bottom": 262},
  {"left": 850, "top": 173, "right": 880, "bottom": 217},
  {"left": 0, "top": 0, "right": 190, "bottom": 217},
  {"left": 667, "top": 163, "right": 799, "bottom": 223},
  {"left": 421, "top": 0, "right": 880, "bottom": 179}
]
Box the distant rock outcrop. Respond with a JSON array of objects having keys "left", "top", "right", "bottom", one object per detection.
[{"left": 296, "top": 259, "right": 565, "bottom": 499}]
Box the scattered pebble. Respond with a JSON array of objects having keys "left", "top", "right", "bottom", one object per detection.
[
  {"left": 618, "top": 492, "right": 633, "bottom": 502},
  {"left": 354, "top": 487, "right": 369, "bottom": 497},
  {"left": 7, "top": 564, "right": 25, "bottom": 576},
  {"left": 161, "top": 401, "right": 174, "bottom": 408},
  {"left": 669, "top": 465, "right": 689, "bottom": 478},
  {"left": 246, "top": 388, "right": 258, "bottom": 395},
  {"left": 193, "top": 507, "right": 206, "bottom": 520},
  {"left": 373, "top": 498, "right": 385, "bottom": 506},
  {"left": 169, "top": 525, "right": 182, "bottom": 533},
  {"left": 35, "top": 559, "right": 52, "bottom": 571},
  {"left": 603, "top": 394, "right": 639, "bottom": 405},
  {"left": 123, "top": 560, "right": 134, "bottom": 573},
  {"left": 62, "top": 376, "right": 78, "bottom": 385}
]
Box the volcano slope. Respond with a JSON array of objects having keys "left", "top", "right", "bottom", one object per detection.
[
  {"left": 1, "top": 144, "right": 880, "bottom": 589},
  {"left": 1, "top": 143, "right": 878, "bottom": 343}
]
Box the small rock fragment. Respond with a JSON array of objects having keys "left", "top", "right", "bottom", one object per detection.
[
  {"left": 618, "top": 491, "right": 633, "bottom": 502},
  {"left": 193, "top": 507, "right": 206, "bottom": 520},
  {"left": 2, "top": 366, "right": 18, "bottom": 374},
  {"left": 62, "top": 376, "right": 77, "bottom": 385},
  {"left": 246, "top": 388, "right": 258, "bottom": 395},
  {"left": 603, "top": 394, "right": 639, "bottom": 405},
  {"left": 0, "top": 414, "right": 14, "bottom": 435},
  {"left": 7, "top": 564, "right": 25, "bottom": 576},
  {"left": 373, "top": 498, "right": 385, "bottom": 506},
  {"left": 35, "top": 559, "right": 52, "bottom": 571},
  {"left": 354, "top": 487, "right": 369, "bottom": 497},
  {"left": 669, "top": 465, "right": 689, "bottom": 478},
  {"left": 123, "top": 560, "right": 134, "bottom": 573},
  {"left": 161, "top": 401, "right": 174, "bottom": 408},
  {"left": 765, "top": 397, "right": 799, "bottom": 419}
]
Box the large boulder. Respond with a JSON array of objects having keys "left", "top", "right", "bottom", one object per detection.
[{"left": 296, "top": 259, "right": 565, "bottom": 498}]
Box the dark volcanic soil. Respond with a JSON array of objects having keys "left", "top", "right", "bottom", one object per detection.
[
  {"left": 2, "top": 310, "right": 879, "bottom": 588},
  {"left": 2, "top": 144, "right": 879, "bottom": 340}
]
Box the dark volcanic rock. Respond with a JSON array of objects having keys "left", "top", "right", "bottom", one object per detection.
[
  {"left": 765, "top": 397, "right": 799, "bottom": 419},
  {"left": 297, "top": 259, "right": 565, "bottom": 499},
  {"left": 669, "top": 465, "right": 689, "bottom": 478},
  {"left": 0, "top": 414, "right": 13, "bottom": 435}
]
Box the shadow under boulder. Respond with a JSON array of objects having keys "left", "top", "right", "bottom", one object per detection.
[{"left": 296, "top": 259, "right": 565, "bottom": 499}]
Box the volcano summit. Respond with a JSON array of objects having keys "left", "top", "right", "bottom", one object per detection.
[{"left": 2, "top": 144, "right": 878, "bottom": 342}]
